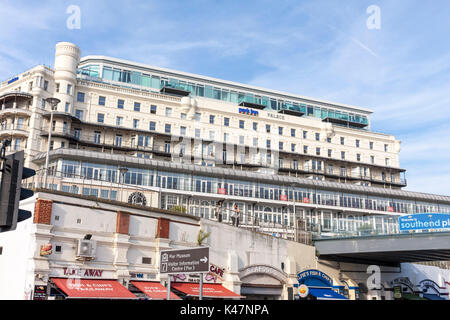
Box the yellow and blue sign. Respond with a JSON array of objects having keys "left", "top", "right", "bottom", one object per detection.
[{"left": 398, "top": 213, "right": 450, "bottom": 232}]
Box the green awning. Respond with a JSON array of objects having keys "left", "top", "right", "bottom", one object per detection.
[{"left": 402, "top": 293, "right": 426, "bottom": 300}]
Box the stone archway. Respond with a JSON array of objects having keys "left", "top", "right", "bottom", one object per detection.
[{"left": 238, "top": 265, "right": 289, "bottom": 300}]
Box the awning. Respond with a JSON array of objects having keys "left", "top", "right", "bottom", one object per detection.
[
  {"left": 423, "top": 294, "right": 446, "bottom": 301},
  {"left": 51, "top": 278, "right": 136, "bottom": 299},
  {"left": 402, "top": 293, "right": 427, "bottom": 300},
  {"left": 308, "top": 288, "right": 348, "bottom": 300},
  {"left": 131, "top": 281, "right": 181, "bottom": 300},
  {"left": 171, "top": 283, "right": 243, "bottom": 299}
]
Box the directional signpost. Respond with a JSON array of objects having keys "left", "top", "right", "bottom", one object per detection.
[{"left": 160, "top": 247, "right": 209, "bottom": 300}]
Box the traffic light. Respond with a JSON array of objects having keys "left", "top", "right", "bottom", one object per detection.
[{"left": 0, "top": 150, "right": 36, "bottom": 232}]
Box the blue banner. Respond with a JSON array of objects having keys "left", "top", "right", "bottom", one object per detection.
[{"left": 398, "top": 213, "right": 450, "bottom": 231}]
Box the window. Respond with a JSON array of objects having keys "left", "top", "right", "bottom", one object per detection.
[
  {"left": 180, "top": 126, "right": 186, "bottom": 136},
  {"left": 303, "top": 131, "right": 307, "bottom": 139},
  {"left": 195, "top": 112, "right": 201, "bottom": 121},
  {"left": 279, "top": 142, "right": 284, "bottom": 150},
  {"left": 97, "top": 113, "right": 104, "bottom": 123},
  {"left": 303, "top": 145, "right": 308, "bottom": 154},
  {"left": 315, "top": 133, "right": 320, "bottom": 141},
  {"left": 98, "top": 96, "right": 106, "bottom": 106},
  {"left": 253, "top": 137, "right": 258, "bottom": 147},
  {"left": 94, "top": 131, "right": 101, "bottom": 144},
  {"left": 357, "top": 154, "right": 361, "bottom": 161},
  {"left": 341, "top": 151, "right": 345, "bottom": 160},
  {"left": 180, "top": 113, "right": 186, "bottom": 119},
  {"left": 356, "top": 139, "right": 360, "bottom": 148},
  {"left": 266, "top": 140, "right": 271, "bottom": 149},
  {"left": 75, "top": 109, "right": 83, "bottom": 120},
  {"left": 133, "top": 119, "right": 139, "bottom": 129},
  {"left": 115, "top": 135, "right": 122, "bottom": 147},
  {"left": 371, "top": 156, "right": 375, "bottom": 164},
  {"left": 279, "top": 127, "right": 283, "bottom": 135},
  {"left": 65, "top": 102, "right": 70, "bottom": 113},
  {"left": 316, "top": 147, "right": 320, "bottom": 156},
  {"left": 291, "top": 128, "right": 296, "bottom": 137},
  {"left": 253, "top": 122, "right": 258, "bottom": 131},
  {"left": 209, "top": 115, "right": 215, "bottom": 124},
  {"left": 55, "top": 83, "right": 59, "bottom": 93},
  {"left": 195, "top": 129, "right": 201, "bottom": 138},
  {"left": 224, "top": 117, "right": 230, "bottom": 126},
  {"left": 209, "top": 131, "right": 215, "bottom": 140},
  {"left": 384, "top": 144, "right": 388, "bottom": 152},
  {"left": 14, "top": 138, "right": 21, "bottom": 151},
  {"left": 165, "top": 124, "right": 171, "bottom": 133},
  {"left": 327, "top": 137, "right": 332, "bottom": 143},
  {"left": 165, "top": 107, "right": 172, "bottom": 117},
  {"left": 134, "top": 102, "right": 141, "bottom": 112},
  {"left": 49, "top": 140, "right": 54, "bottom": 151},
  {"left": 150, "top": 105, "right": 157, "bottom": 114},
  {"left": 224, "top": 133, "right": 229, "bottom": 142},
  {"left": 340, "top": 137, "right": 345, "bottom": 145},
  {"left": 164, "top": 141, "right": 171, "bottom": 153},
  {"left": 239, "top": 120, "right": 245, "bottom": 129},
  {"left": 239, "top": 136, "right": 245, "bottom": 145},
  {"left": 328, "top": 149, "right": 332, "bottom": 157},
  {"left": 370, "top": 142, "right": 374, "bottom": 150},
  {"left": 77, "top": 92, "right": 85, "bottom": 102},
  {"left": 142, "top": 257, "right": 152, "bottom": 264},
  {"left": 291, "top": 143, "right": 296, "bottom": 152},
  {"left": 385, "top": 158, "right": 390, "bottom": 166},
  {"left": 266, "top": 124, "right": 271, "bottom": 133},
  {"left": 116, "top": 116, "right": 123, "bottom": 126},
  {"left": 66, "top": 84, "right": 72, "bottom": 95},
  {"left": 43, "top": 80, "right": 49, "bottom": 91},
  {"left": 149, "top": 121, "right": 156, "bottom": 131},
  {"left": 55, "top": 245, "right": 62, "bottom": 253},
  {"left": 117, "top": 99, "right": 124, "bottom": 109}
]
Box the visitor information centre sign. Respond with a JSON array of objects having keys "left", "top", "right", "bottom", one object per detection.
[{"left": 398, "top": 213, "right": 450, "bottom": 232}]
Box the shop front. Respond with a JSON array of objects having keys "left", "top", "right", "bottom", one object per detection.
[
  {"left": 390, "top": 277, "right": 424, "bottom": 300},
  {"left": 295, "top": 269, "right": 348, "bottom": 301},
  {"left": 419, "top": 279, "right": 448, "bottom": 300},
  {"left": 37, "top": 267, "right": 136, "bottom": 300}
]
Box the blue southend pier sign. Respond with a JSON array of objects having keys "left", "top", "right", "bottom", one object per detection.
[{"left": 398, "top": 213, "right": 450, "bottom": 232}]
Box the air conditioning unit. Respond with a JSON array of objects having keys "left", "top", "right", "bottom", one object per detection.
[{"left": 75, "top": 239, "right": 96, "bottom": 261}]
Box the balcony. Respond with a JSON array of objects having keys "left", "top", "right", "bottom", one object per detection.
[
  {"left": 0, "top": 123, "right": 30, "bottom": 137},
  {"left": 322, "top": 116, "right": 368, "bottom": 128},
  {"left": 40, "top": 127, "right": 171, "bottom": 157},
  {"left": 160, "top": 83, "right": 191, "bottom": 97}
]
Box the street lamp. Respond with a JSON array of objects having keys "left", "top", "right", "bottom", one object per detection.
[
  {"left": 118, "top": 166, "right": 128, "bottom": 202},
  {"left": 43, "top": 97, "right": 60, "bottom": 188}
]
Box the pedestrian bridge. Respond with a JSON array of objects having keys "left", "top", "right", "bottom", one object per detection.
[{"left": 314, "top": 231, "right": 450, "bottom": 267}]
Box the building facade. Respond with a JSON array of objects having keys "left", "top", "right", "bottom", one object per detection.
[{"left": 1, "top": 42, "right": 450, "bottom": 241}]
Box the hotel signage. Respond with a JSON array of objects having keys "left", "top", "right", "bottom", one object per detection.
[
  {"left": 398, "top": 213, "right": 450, "bottom": 232},
  {"left": 239, "top": 107, "right": 259, "bottom": 116}
]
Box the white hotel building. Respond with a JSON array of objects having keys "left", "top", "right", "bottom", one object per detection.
[{"left": 1, "top": 41, "right": 450, "bottom": 240}]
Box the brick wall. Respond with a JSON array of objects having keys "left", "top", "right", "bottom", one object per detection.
[
  {"left": 116, "top": 211, "right": 131, "bottom": 235},
  {"left": 33, "top": 199, "right": 53, "bottom": 224},
  {"left": 156, "top": 217, "right": 170, "bottom": 239}
]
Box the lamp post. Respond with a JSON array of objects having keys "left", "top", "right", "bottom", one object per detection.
[
  {"left": 118, "top": 166, "right": 128, "bottom": 202},
  {"left": 43, "top": 97, "right": 60, "bottom": 188}
]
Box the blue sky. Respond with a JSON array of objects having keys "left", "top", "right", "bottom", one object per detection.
[{"left": 1, "top": 0, "right": 450, "bottom": 195}]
